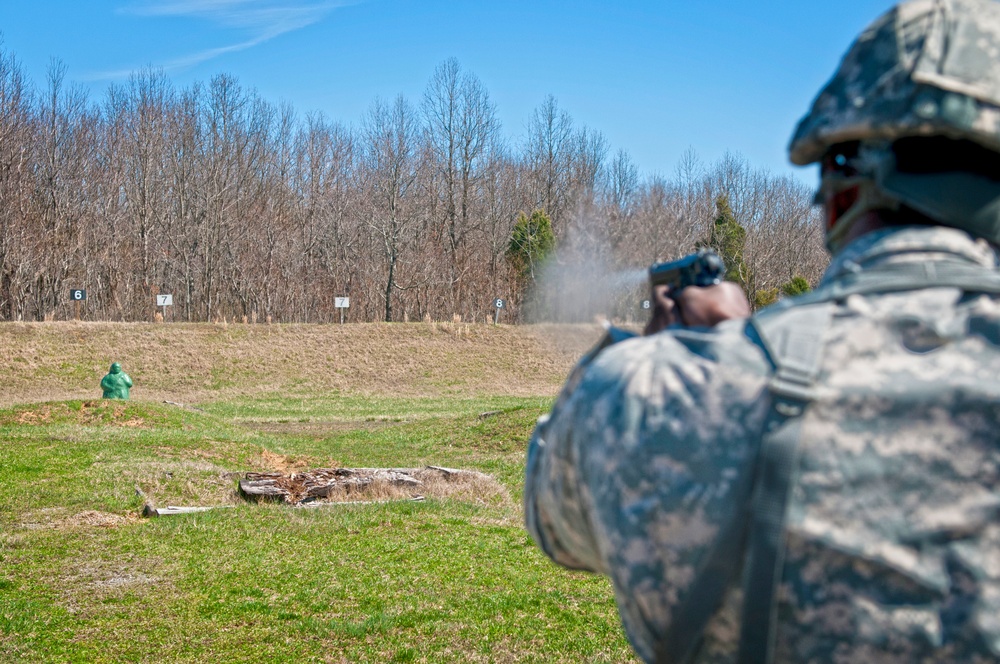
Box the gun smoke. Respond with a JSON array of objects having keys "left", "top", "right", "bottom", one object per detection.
[{"left": 522, "top": 215, "right": 651, "bottom": 325}]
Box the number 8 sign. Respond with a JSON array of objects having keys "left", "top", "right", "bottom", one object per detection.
[{"left": 494, "top": 298, "right": 505, "bottom": 309}]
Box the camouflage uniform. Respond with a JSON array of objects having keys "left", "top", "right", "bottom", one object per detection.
[
  {"left": 525, "top": 225, "right": 1000, "bottom": 662},
  {"left": 526, "top": 1, "right": 1000, "bottom": 659}
]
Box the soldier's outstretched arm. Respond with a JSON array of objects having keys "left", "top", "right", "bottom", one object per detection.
[{"left": 525, "top": 318, "right": 770, "bottom": 662}]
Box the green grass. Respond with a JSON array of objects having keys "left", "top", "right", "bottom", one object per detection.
[
  {"left": 200, "top": 394, "right": 553, "bottom": 423},
  {"left": 0, "top": 397, "right": 636, "bottom": 663}
]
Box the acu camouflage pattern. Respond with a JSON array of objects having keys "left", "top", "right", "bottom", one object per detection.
[
  {"left": 789, "top": 0, "right": 1000, "bottom": 166},
  {"left": 524, "top": 225, "right": 1000, "bottom": 662}
]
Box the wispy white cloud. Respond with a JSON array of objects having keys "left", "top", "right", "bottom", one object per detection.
[
  {"left": 123, "top": 0, "right": 344, "bottom": 35},
  {"left": 91, "top": 0, "right": 351, "bottom": 80}
]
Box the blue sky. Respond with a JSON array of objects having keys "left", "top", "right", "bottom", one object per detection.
[{"left": 2, "top": 1, "right": 896, "bottom": 186}]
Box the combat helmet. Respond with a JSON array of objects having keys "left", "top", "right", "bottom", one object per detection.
[{"left": 789, "top": 0, "right": 1000, "bottom": 250}]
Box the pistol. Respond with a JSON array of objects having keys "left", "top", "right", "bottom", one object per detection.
[{"left": 648, "top": 249, "right": 726, "bottom": 292}]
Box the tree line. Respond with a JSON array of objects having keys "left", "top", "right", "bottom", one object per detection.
[{"left": 0, "top": 48, "right": 828, "bottom": 324}]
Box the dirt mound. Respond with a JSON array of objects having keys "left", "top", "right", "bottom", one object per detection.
[
  {"left": 240, "top": 466, "right": 508, "bottom": 506},
  {"left": 0, "top": 321, "right": 603, "bottom": 407},
  {"left": 67, "top": 510, "right": 138, "bottom": 528},
  {"left": 1, "top": 400, "right": 148, "bottom": 427},
  {"left": 18, "top": 509, "right": 140, "bottom": 530},
  {"left": 258, "top": 449, "right": 319, "bottom": 473}
]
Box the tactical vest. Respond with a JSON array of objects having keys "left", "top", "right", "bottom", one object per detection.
[{"left": 658, "top": 257, "right": 1000, "bottom": 663}]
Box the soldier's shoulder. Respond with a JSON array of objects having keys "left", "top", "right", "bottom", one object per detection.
[
  {"left": 593, "top": 317, "right": 770, "bottom": 375},
  {"left": 572, "top": 318, "right": 772, "bottom": 417}
]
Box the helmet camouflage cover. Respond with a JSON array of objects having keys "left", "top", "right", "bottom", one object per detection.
[
  {"left": 789, "top": 0, "right": 1000, "bottom": 248},
  {"left": 789, "top": 0, "right": 1000, "bottom": 166}
]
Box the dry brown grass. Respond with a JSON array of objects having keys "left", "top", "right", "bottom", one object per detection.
[
  {"left": 121, "top": 458, "right": 245, "bottom": 507},
  {"left": 242, "top": 466, "right": 510, "bottom": 507},
  {"left": 18, "top": 508, "right": 141, "bottom": 530},
  {"left": 315, "top": 467, "right": 509, "bottom": 506},
  {"left": 0, "top": 321, "right": 602, "bottom": 407},
  {"left": 63, "top": 510, "right": 139, "bottom": 528}
]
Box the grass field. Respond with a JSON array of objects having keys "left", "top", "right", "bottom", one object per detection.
[{"left": 0, "top": 322, "right": 638, "bottom": 663}]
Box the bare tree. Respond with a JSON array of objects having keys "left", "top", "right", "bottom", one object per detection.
[
  {"left": 29, "top": 61, "right": 97, "bottom": 320},
  {"left": 99, "top": 68, "right": 176, "bottom": 319},
  {"left": 0, "top": 50, "right": 826, "bottom": 324},
  {"left": 422, "top": 58, "right": 501, "bottom": 318},
  {"left": 361, "top": 95, "right": 421, "bottom": 322},
  {"left": 0, "top": 45, "right": 33, "bottom": 320},
  {"left": 162, "top": 83, "right": 203, "bottom": 321},
  {"left": 525, "top": 95, "right": 574, "bottom": 229},
  {"left": 294, "top": 113, "right": 358, "bottom": 322}
]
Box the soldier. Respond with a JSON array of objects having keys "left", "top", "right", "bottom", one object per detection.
[
  {"left": 524, "top": 1, "right": 1000, "bottom": 662},
  {"left": 100, "top": 362, "right": 132, "bottom": 400}
]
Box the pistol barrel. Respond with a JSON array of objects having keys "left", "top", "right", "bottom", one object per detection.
[{"left": 648, "top": 249, "right": 726, "bottom": 290}]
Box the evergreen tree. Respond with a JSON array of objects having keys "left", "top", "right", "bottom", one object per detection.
[
  {"left": 755, "top": 276, "right": 811, "bottom": 310},
  {"left": 506, "top": 210, "right": 556, "bottom": 283},
  {"left": 781, "top": 275, "right": 812, "bottom": 297},
  {"left": 754, "top": 288, "right": 779, "bottom": 308},
  {"left": 704, "top": 194, "right": 750, "bottom": 292}
]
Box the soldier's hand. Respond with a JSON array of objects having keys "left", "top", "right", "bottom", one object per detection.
[{"left": 643, "top": 282, "right": 751, "bottom": 335}]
